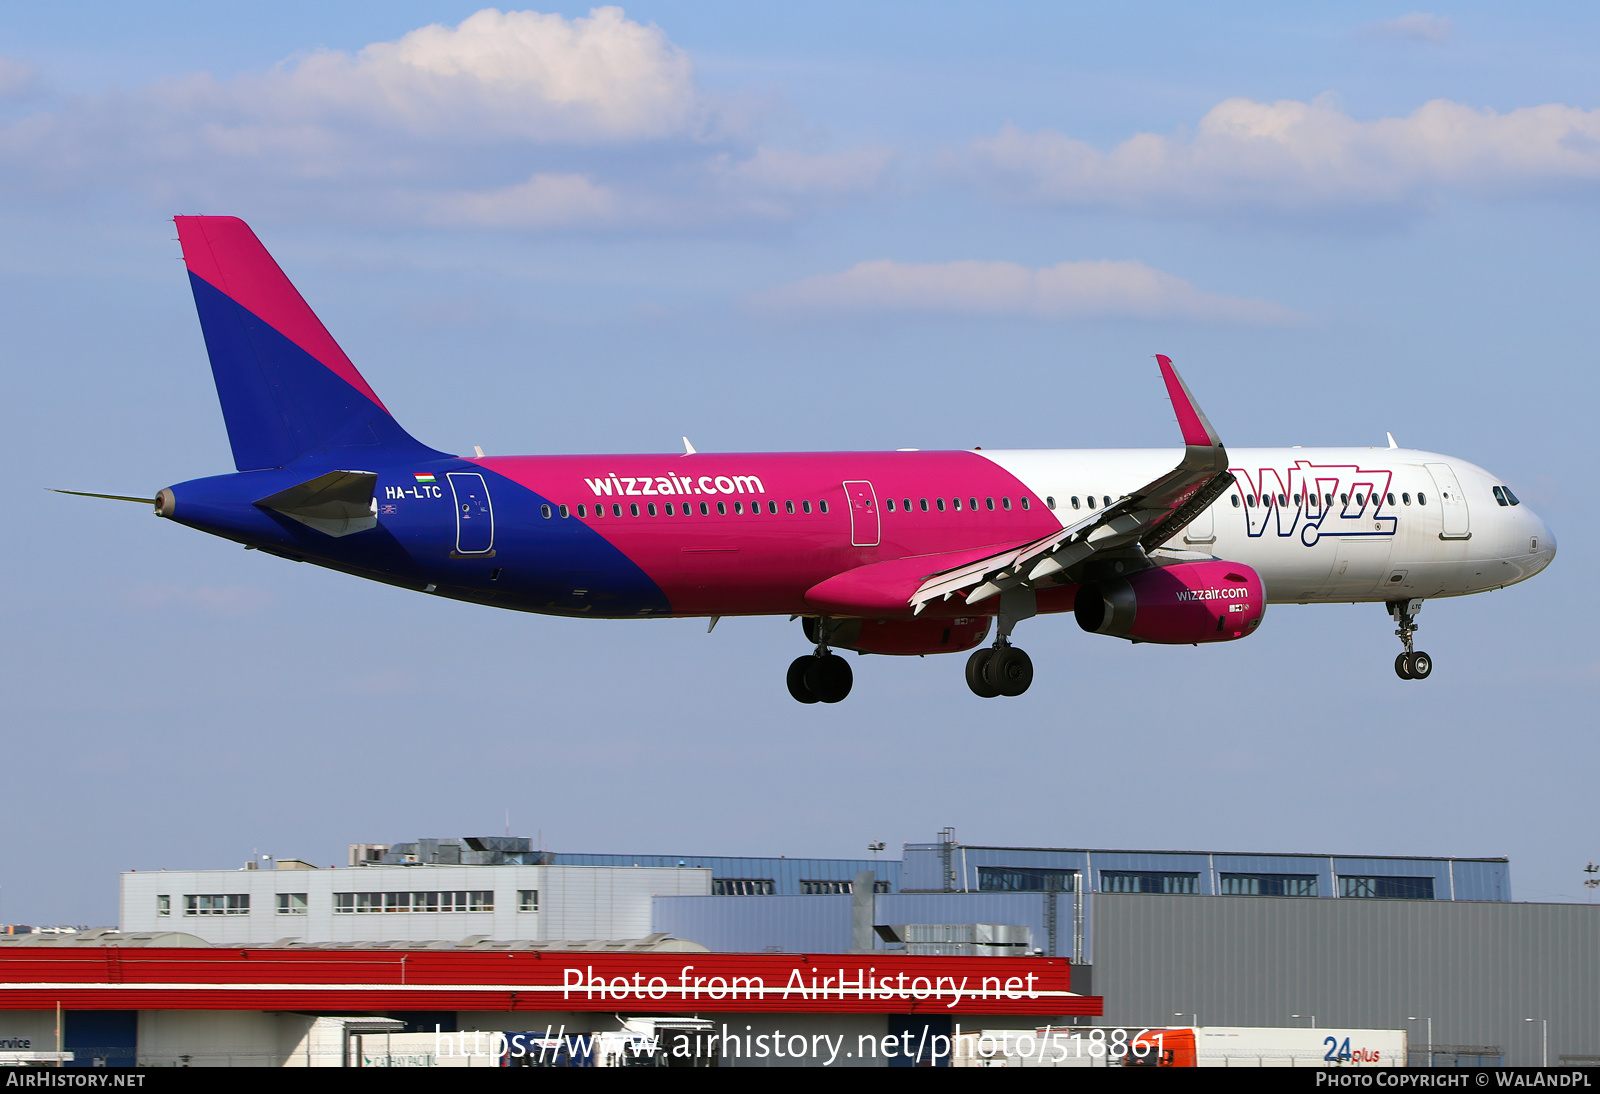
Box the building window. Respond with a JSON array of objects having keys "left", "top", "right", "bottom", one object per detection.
[
  {"left": 1100, "top": 871, "right": 1199, "bottom": 895},
  {"left": 156, "top": 895, "right": 170, "bottom": 917},
  {"left": 333, "top": 890, "right": 494, "bottom": 913},
  {"left": 184, "top": 894, "right": 250, "bottom": 916},
  {"left": 801, "top": 880, "right": 851, "bottom": 895},
  {"left": 1219, "top": 873, "right": 1318, "bottom": 897},
  {"left": 519, "top": 890, "right": 539, "bottom": 912},
  {"left": 978, "top": 867, "right": 1077, "bottom": 893},
  {"left": 277, "top": 893, "right": 308, "bottom": 915},
  {"left": 1339, "top": 876, "right": 1436, "bottom": 900},
  {"left": 712, "top": 878, "right": 775, "bottom": 896}
]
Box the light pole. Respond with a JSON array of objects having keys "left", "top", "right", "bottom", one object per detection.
[
  {"left": 1407, "top": 1017, "right": 1433, "bottom": 1067},
  {"left": 1292, "top": 1014, "right": 1317, "bottom": 1028},
  {"left": 1524, "top": 1018, "right": 1547, "bottom": 1066}
]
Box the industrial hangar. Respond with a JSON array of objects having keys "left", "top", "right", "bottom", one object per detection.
[{"left": 0, "top": 832, "right": 1591, "bottom": 1066}]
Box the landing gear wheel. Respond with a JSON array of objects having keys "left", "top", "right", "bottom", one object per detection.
[
  {"left": 787, "top": 656, "right": 820, "bottom": 703},
  {"left": 966, "top": 648, "right": 999, "bottom": 698},
  {"left": 1408, "top": 651, "right": 1432, "bottom": 680},
  {"left": 1394, "top": 652, "right": 1413, "bottom": 680},
  {"left": 804, "top": 653, "right": 853, "bottom": 703},
  {"left": 992, "top": 647, "right": 1034, "bottom": 697}
]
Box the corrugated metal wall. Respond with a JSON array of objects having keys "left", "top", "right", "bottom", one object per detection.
[{"left": 1092, "top": 893, "right": 1600, "bottom": 1066}]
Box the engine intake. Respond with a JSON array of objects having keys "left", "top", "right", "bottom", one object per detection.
[{"left": 1075, "top": 560, "right": 1265, "bottom": 644}]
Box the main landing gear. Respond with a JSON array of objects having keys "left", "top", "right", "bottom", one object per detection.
[
  {"left": 1387, "top": 599, "right": 1432, "bottom": 680},
  {"left": 787, "top": 620, "right": 853, "bottom": 704},
  {"left": 965, "top": 587, "right": 1037, "bottom": 699},
  {"left": 965, "top": 644, "right": 1033, "bottom": 698}
]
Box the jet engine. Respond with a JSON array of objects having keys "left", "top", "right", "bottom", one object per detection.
[{"left": 1075, "top": 560, "right": 1265, "bottom": 644}]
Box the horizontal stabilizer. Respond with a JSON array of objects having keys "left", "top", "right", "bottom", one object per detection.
[{"left": 255, "top": 470, "right": 378, "bottom": 538}]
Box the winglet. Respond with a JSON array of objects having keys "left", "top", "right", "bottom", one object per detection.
[{"left": 1156, "top": 355, "right": 1222, "bottom": 449}]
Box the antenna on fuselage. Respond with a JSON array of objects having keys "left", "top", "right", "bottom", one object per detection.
[
  {"left": 1386, "top": 432, "right": 1399, "bottom": 449},
  {"left": 682, "top": 437, "right": 697, "bottom": 456}
]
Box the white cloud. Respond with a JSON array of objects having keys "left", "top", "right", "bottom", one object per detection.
[
  {"left": 260, "top": 6, "right": 701, "bottom": 143},
  {"left": 1359, "top": 13, "right": 1454, "bottom": 43},
  {"left": 425, "top": 172, "right": 620, "bottom": 229},
  {"left": 755, "top": 258, "right": 1300, "bottom": 325},
  {"left": 966, "top": 95, "right": 1600, "bottom": 217},
  {"left": 0, "top": 8, "right": 887, "bottom": 230},
  {"left": 716, "top": 145, "right": 894, "bottom": 194},
  {"left": 0, "top": 57, "right": 39, "bottom": 101}
]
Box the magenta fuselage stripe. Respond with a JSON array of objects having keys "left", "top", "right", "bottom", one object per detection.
[
  {"left": 175, "top": 216, "right": 390, "bottom": 413},
  {"left": 477, "top": 451, "right": 1058, "bottom": 616}
]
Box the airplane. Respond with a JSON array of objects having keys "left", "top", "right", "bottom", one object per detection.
[{"left": 60, "top": 216, "right": 1556, "bottom": 703}]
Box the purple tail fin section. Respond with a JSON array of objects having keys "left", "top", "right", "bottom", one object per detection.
[{"left": 176, "top": 216, "right": 443, "bottom": 471}]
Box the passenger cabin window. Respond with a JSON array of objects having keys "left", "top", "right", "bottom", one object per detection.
[
  {"left": 802, "top": 501, "right": 812, "bottom": 514},
  {"left": 968, "top": 497, "right": 977, "bottom": 511},
  {"left": 1231, "top": 495, "right": 1240, "bottom": 507},
  {"left": 786, "top": 500, "right": 795, "bottom": 513},
  {"left": 952, "top": 498, "right": 961, "bottom": 511},
  {"left": 886, "top": 498, "right": 895, "bottom": 512},
  {"left": 1046, "top": 496, "right": 1056, "bottom": 510},
  {"left": 920, "top": 498, "right": 929, "bottom": 512},
  {"left": 1402, "top": 493, "right": 1411, "bottom": 505},
  {"left": 1417, "top": 492, "right": 1427, "bottom": 505},
  {"left": 820, "top": 500, "right": 829, "bottom": 514},
  {"left": 1071, "top": 497, "right": 1080, "bottom": 509},
  {"left": 540, "top": 504, "right": 551, "bottom": 519},
  {"left": 902, "top": 498, "right": 910, "bottom": 512},
  {"left": 700, "top": 502, "right": 710, "bottom": 515},
  {"left": 1019, "top": 497, "right": 1030, "bottom": 510},
  {"left": 936, "top": 498, "right": 946, "bottom": 511}
]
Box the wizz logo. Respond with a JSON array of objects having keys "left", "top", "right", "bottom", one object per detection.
[{"left": 1231, "top": 461, "right": 1397, "bottom": 545}]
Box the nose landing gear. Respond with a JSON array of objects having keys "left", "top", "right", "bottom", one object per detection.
[{"left": 1387, "top": 599, "right": 1432, "bottom": 680}]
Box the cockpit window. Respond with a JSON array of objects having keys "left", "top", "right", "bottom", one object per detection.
[
  {"left": 1493, "top": 485, "right": 1509, "bottom": 506},
  {"left": 1503, "top": 486, "right": 1520, "bottom": 506}
]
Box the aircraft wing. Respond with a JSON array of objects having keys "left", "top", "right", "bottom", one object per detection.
[{"left": 910, "top": 355, "right": 1234, "bottom": 613}]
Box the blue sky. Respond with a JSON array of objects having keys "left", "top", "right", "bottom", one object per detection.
[{"left": 1, "top": 4, "right": 1595, "bottom": 925}]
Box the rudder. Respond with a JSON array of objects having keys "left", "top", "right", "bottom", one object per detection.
[{"left": 175, "top": 216, "right": 443, "bottom": 471}]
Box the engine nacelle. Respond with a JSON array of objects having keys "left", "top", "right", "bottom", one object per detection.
[
  {"left": 1075, "top": 561, "right": 1265, "bottom": 644},
  {"left": 803, "top": 616, "right": 991, "bottom": 655}
]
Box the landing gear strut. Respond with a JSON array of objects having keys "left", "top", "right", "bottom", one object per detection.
[
  {"left": 787, "top": 619, "right": 853, "bottom": 704},
  {"left": 1387, "top": 599, "right": 1432, "bottom": 680},
  {"left": 965, "top": 588, "right": 1036, "bottom": 698}
]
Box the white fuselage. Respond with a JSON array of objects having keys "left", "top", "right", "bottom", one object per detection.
[{"left": 984, "top": 447, "right": 1555, "bottom": 603}]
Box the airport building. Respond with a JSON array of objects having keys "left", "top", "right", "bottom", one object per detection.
[{"left": 0, "top": 831, "right": 1592, "bottom": 1066}]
